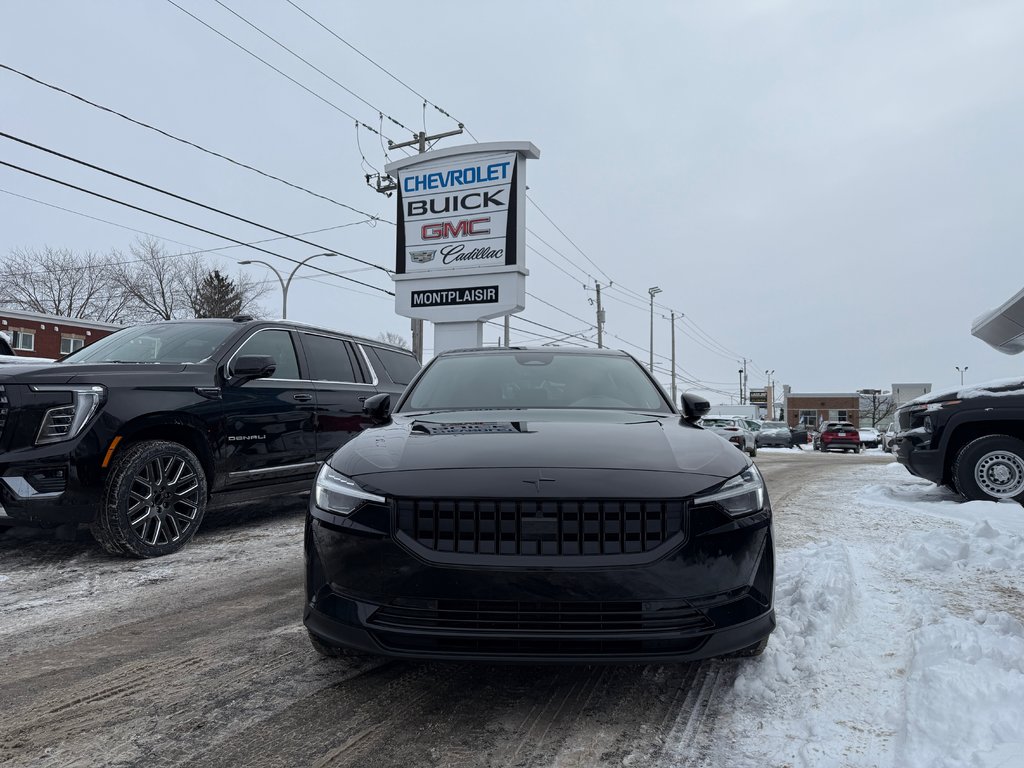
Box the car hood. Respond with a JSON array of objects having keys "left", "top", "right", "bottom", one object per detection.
[
  {"left": 0, "top": 361, "right": 202, "bottom": 384},
  {"left": 331, "top": 409, "right": 749, "bottom": 480}
]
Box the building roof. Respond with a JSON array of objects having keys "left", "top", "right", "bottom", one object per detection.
[{"left": 0, "top": 308, "right": 123, "bottom": 332}]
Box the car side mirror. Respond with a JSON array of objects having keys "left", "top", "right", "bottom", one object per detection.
[
  {"left": 680, "top": 393, "right": 711, "bottom": 424},
  {"left": 230, "top": 354, "right": 276, "bottom": 384},
  {"left": 363, "top": 392, "right": 392, "bottom": 424}
]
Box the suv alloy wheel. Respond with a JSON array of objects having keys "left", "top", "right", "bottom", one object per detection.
[{"left": 91, "top": 440, "right": 208, "bottom": 557}]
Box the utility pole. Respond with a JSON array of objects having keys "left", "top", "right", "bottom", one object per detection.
[
  {"left": 738, "top": 368, "right": 744, "bottom": 404},
  {"left": 503, "top": 315, "right": 510, "bottom": 347},
  {"left": 648, "top": 286, "right": 662, "bottom": 373},
  {"left": 367, "top": 125, "right": 465, "bottom": 363},
  {"left": 595, "top": 282, "right": 605, "bottom": 349},
  {"left": 670, "top": 311, "right": 677, "bottom": 404}
]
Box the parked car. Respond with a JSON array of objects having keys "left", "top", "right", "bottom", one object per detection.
[
  {"left": 0, "top": 334, "right": 54, "bottom": 366},
  {"left": 756, "top": 421, "right": 803, "bottom": 449},
  {"left": 0, "top": 317, "right": 420, "bottom": 557},
  {"left": 881, "top": 421, "right": 898, "bottom": 453},
  {"left": 304, "top": 347, "right": 775, "bottom": 662},
  {"left": 858, "top": 426, "right": 881, "bottom": 449},
  {"left": 816, "top": 421, "right": 861, "bottom": 453},
  {"left": 700, "top": 416, "right": 757, "bottom": 457},
  {"left": 896, "top": 377, "right": 1024, "bottom": 503}
]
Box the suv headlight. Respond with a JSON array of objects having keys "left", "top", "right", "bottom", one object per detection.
[
  {"left": 31, "top": 385, "right": 106, "bottom": 445},
  {"left": 695, "top": 464, "right": 766, "bottom": 517},
  {"left": 314, "top": 465, "right": 384, "bottom": 516}
]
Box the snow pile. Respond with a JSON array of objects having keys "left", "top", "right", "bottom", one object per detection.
[
  {"left": 904, "top": 611, "right": 1024, "bottom": 768},
  {"left": 701, "top": 461, "right": 1024, "bottom": 768}
]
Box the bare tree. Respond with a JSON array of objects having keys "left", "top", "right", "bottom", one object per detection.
[
  {"left": 115, "top": 238, "right": 268, "bottom": 321},
  {"left": 111, "top": 237, "right": 199, "bottom": 321},
  {"left": 0, "top": 246, "right": 133, "bottom": 322},
  {"left": 377, "top": 331, "right": 409, "bottom": 349}
]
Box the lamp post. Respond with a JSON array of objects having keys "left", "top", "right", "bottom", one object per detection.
[
  {"left": 648, "top": 286, "right": 662, "bottom": 373},
  {"left": 238, "top": 253, "right": 334, "bottom": 319},
  {"left": 858, "top": 387, "right": 883, "bottom": 427},
  {"left": 765, "top": 369, "right": 775, "bottom": 420},
  {"left": 955, "top": 365, "right": 968, "bottom": 386}
]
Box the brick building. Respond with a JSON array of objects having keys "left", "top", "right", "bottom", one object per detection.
[
  {"left": 0, "top": 309, "right": 122, "bottom": 360},
  {"left": 785, "top": 392, "right": 861, "bottom": 430}
]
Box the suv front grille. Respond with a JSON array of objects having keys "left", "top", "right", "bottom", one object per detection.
[{"left": 395, "top": 498, "right": 687, "bottom": 556}]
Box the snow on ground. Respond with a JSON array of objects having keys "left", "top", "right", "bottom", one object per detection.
[{"left": 700, "top": 459, "right": 1024, "bottom": 768}]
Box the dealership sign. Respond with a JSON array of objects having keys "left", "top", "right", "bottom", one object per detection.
[
  {"left": 396, "top": 152, "right": 517, "bottom": 275},
  {"left": 385, "top": 142, "right": 539, "bottom": 334}
]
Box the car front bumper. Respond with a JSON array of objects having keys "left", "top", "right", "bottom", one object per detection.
[
  {"left": 304, "top": 499, "right": 775, "bottom": 663},
  {"left": 896, "top": 440, "right": 944, "bottom": 485}
]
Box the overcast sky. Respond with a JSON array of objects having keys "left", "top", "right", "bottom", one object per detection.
[{"left": 3, "top": 1, "right": 1024, "bottom": 400}]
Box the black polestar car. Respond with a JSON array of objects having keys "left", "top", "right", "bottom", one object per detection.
[{"left": 304, "top": 348, "right": 775, "bottom": 662}]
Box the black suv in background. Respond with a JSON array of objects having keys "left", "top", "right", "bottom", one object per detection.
[
  {"left": 0, "top": 317, "right": 420, "bottom": 556},
  {"left": 896, "top": 377, "right": 1024, "bottom": 503}
]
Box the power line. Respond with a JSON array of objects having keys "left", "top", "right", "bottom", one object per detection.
[
  {"left": 526, "top": 196, "right": 612, "bottom": 283},
  {"left": 0, "top": 131, "right": 392, "bottom": 275},
  {"left": 209, "top": 0, "right": 417, "bottom": 136},
  {"left": 0, "top": 63, "right": 389, "bottom": 224},
  {"left": 0, "top": 159, "right": 394, "bottom": 295},
  {"left": 164, "top": 0, "right": 395, "bottom": 141},
  {"left": 283, "top": 0, "right": 473, "bottom": 137},
  {"left": 0, "top": 186, "right": 377, "bottom": 284},
  {"left": 526, "top": 291, "right": 595, "bottom": 330}
]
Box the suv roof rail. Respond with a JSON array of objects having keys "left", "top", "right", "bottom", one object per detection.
[{"left": 232, "top": 315, "right": 254, "bottom": 323}]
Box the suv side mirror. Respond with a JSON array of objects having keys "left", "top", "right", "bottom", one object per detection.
[
  {"left": 230, "top": 354, "right": 276, "bottom": 384},
  {"left": 363, "top": 392, "right": 392, "bottom": 424},
  {"left": 680, "top": 393, "right": 711, "bottom": 424}
]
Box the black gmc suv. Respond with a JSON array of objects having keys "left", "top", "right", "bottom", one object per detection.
[
  {"left": 0, "top": 317, "right": 419, "bottom": 557},
  {"left": 896, "top": 377, "right": 1024, "bottom": 503}
]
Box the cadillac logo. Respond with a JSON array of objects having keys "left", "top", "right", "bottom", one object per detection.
[{"left": 409, "top": 250, "right": 436, "bottom": 264}]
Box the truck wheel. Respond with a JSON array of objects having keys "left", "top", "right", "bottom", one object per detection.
[
  {"left": 854, "top": 445, "right": 861, "bottom": 454},
  {"left": 91, "top": 440, "right": 208, "bottom": 558},
  {"left": 952, "top": 435, "right": 1024, "bottom": 503}
]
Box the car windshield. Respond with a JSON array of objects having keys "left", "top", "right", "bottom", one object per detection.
[
  {"left": 61, "top": 322, "right": 237, "bottom": 364},
  {"left": 400, "top": 351, "right": 671, "bottom": 412},
  {"left": 762, "top": 421, "right": 788, "bottom": 429}
]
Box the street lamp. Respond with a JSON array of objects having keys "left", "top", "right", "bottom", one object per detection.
[
  {"left": 955, "top": 365, "right": 968, "bottom": 386},
  {"left": 648, "top": 286, "right": 662, "bottom": 373},
  {"left": 858, "top": 387, "right": 883, "bottom": 428},
  {"left": 238, "top": 253, "right": 334, "bottom": 319}
]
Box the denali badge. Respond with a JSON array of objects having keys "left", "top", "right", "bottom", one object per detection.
[
  {"left": 409, "top": 250, "right": 436, "bottom": 263},
  {"left": 228, "top": 435, "right": 265, "bottom": 442}
]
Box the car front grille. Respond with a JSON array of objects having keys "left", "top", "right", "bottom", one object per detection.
[
  {"left": 0, "top": 385, "right": 8, "bottom": 441},
  {"left": 369, "top": 599, "right": 713, "bottom": 634},
  {"left": 394, "top": 498, "right": 687, "bottom": 556},
  {"left": 369, "top": 598, "right": 712, "bottom": 657}
]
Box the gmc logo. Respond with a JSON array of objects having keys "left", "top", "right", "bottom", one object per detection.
[{"left": 420, "top": 218, "right": 491, "bottom": 241}]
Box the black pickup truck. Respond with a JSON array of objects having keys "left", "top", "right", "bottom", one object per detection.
[
  {"left": 0, "top": 317, "right": 420, "bottom": 557},
  {"left": 895, "top": 377, "right": 1024, "bottom": 503}
]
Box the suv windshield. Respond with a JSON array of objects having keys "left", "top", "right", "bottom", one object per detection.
[
  {"left": 62, "top": 322, "right": 237, "bottom": 364},
  {"left": 401, "top": 351, "right": 671, "bottom": 412},
  {"left": 761, "top": 421, "right": 788, "bottom": 429}
]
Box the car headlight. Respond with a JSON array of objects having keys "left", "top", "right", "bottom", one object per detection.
[
  {"left": 31, "top": 385, "right": 106, "bottom": 445},
  {"left": 314, "top": 464, "right": 385, "bottom": 516},
  {"left": 695, "top": 464, "right": 765, "bottom": 517}
]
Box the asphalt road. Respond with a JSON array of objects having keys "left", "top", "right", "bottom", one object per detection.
[{"left": 0, "top": 451, "right": 893, "bottom": 768}]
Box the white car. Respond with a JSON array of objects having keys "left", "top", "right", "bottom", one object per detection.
[
  {"left": 700, "top": 416, "right": 757, "bottom": 457},
  {"left": 858, "top": 427, "right": 881, "bottom": 449},
  {"left": 0, "top": 335, "right": 53, "bottom": 365}
]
